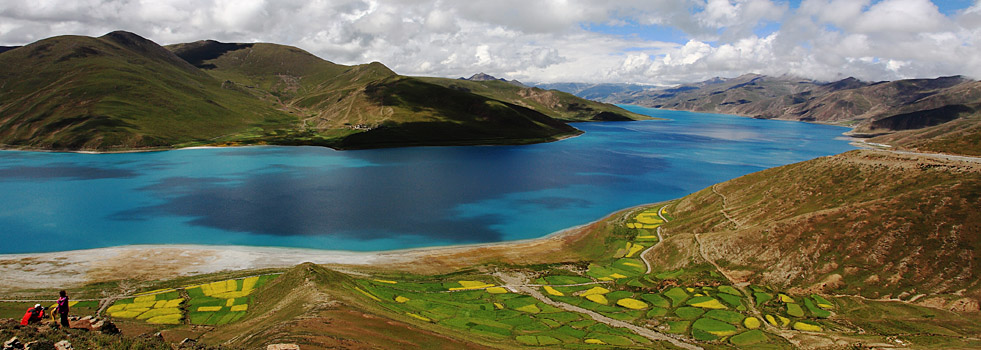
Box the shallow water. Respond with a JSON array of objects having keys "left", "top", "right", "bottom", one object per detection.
[{"left": 0, "top": 106, "right": 855, "bottom": 254}]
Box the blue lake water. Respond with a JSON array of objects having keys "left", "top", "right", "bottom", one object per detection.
[{"left": 0, "top": 106, "right": 856, "bottom": 254}]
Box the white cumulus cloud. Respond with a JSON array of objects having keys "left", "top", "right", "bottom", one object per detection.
[{"left": 0, "top": 0, "right": 977, "bottom": 84}]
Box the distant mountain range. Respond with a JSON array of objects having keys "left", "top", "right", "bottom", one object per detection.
[
  {"left": 533, "top": 82, "right": 652, "bottom": 101},
  {"left": 544, "top": 74, "right": 981, "bottom": 155},
  {"left": 0, "top": 31, "right": 647, "bottom": 151}
]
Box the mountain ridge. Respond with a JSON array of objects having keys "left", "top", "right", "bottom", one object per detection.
[
  {"left": 0, "top": 31, "right": 645, "bottom": 151},
  {"left": 589, "top": 74, "right": 981, "bottom": 155}
]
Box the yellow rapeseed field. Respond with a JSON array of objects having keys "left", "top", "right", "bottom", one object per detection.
[
  {"left": 543, "top": 286, "right": 564, "bottom": 296},
  {"left": 580, "top": 287, "right": 610, "bottom": 296},
  {"left": 516, "top": 304, "right": 542, "bottom": 313},
  {"left": 689, "top": 299, "right": 727, "bottom": 309},
  {"left": 449, "top": 280, "right": 495, "bottom": 290},
  {"left": 625, "top": 243, "right": 645, "bottom": 257},
  {"left": 586, "top": 294, "right": 609, "bottom": 305},
  {"left": 616, "top": 298, "right": 648, "bottom": 310},
  {"left": 793, "top": 322, "right": 822, "bottom": 332},
  {"left": 146, "top": 314, "right": 182, "bottom": 324}
]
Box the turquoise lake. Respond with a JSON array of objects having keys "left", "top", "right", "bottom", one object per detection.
[{"left": 0, "top": 106, "right": 856, "bottom": 254}]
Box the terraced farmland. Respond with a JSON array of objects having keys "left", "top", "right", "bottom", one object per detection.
[
  {"left": 106, "top": 274, "right": 279, "bottom": 326},
  {"left": 353, "top": 276, "right": 654, "bottom": 347},
  {"left": 186, "top": 274, "right": 278, "bottom": 325},
  {"left": 532, "top": 206, "right": 837, "bottom": 346},
  {"left": 341, "top": 206, "right": 840, "bottom": 348}
]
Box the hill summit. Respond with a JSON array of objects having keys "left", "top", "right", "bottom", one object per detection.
[
  {"left": 461, "top": 72, "right": 527, "bottom": 87},
  {"left": 0, "top": 31, "right": 647, "bottom": 151}
]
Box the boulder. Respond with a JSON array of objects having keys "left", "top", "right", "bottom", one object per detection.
[
  {"left": 177, "top": 338, "right": 197, "bottom": 349},
  {"left": 53, "top": 341, "right": 72, "bottom": 350},
  {"left": 91, "top": 320, "right": 119, "bottom": 335},
  {"left": 4, "top": 337, "right": 24, "bottom": 350}
]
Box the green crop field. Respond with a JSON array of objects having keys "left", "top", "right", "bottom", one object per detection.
[
  {"left": 333, "top": 204, "right": 846, "bottom": 348},
  {"left": 704, "top": 309, "right": 746, "bottom": 324},
  {"left": 350, "top": 276, "right": 652, "bottom": 347},
  {"left": 731, "top": 329, "right": 768, "bottom": 346},
  {"left": 103, "top": 274, "right": 278, "bottom": 326}
]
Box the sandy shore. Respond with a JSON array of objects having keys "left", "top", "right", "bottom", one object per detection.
[
  {"left": 0, "top": 245, "right": 398, "bottom": 293},
  {"left": 0, "top": 214, "right": 618, "bottom": 294}
]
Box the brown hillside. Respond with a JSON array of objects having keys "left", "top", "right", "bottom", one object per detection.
[
  {"left": 658, "top": 150, "right": 981, "bottom": 305},
  {"left": 612, "top": 75, "right": 981, "bottom": 151}
]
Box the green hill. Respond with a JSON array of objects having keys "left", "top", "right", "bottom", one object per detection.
[
  {"left": 166, "top": 40, "right": 601, "bottom": 148},
  {"left": 416, "top": 76, "right": 651, "bottom": 122},
  {"left": 0, "top": 32, "right": 647, "bottom": 151},
  {"left": 0, "top": 31, "right": 295, "bottom": 150},
  {"left": 188, "top": 263, "right": 493, "bottom": 349}
]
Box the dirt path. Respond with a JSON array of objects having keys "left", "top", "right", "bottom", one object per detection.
[
  {"left": 691, "top": 234, "right": 744, "bottom": 288},
  {"left": 692, "top": 229, "right": 809, "bottom": 345},
  {"left": 495, "top": 272, "right": 702, "bottom": 350},
  {"left": 641, "top": 205, "right": 668, "bottom": 274},
  {"left": 852, "top": 144, "right": 981, "bottom": 164},
  {"left": 711, "top": 184, "right": 741, "bottom": 229}
]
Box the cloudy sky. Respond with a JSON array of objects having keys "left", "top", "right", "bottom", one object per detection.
[{"left": 1, "top": 0, "right": 979, "bottom": 85}]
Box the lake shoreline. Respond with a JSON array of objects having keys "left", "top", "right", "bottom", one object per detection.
[
  {"left": 0, "top": 202, "right": 656, "bottom": 293},
  {"left": 0, "top": 127, "right": 590, "bottom": 155},
  {"left": 0, "top": 108, "right": 858, "bottom": 290}
]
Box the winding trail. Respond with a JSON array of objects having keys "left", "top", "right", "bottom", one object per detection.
[
  {"left": 495, "top": 272, "right": 702, "bottom": 350},
  {"left": 711, "top": 184, "right": 741, "bottom": 229},
  {"left": 689, "top": 207, "right": 804, "bottom": 343},
  {"left": 487, "top": 205, "right": 703, "bottom": 350},
  {"left": 640, "top": 205, "right": 669, "bottom": 274},
  {"left": 853, "top": 144, "right": 981, "bottom": 164}
]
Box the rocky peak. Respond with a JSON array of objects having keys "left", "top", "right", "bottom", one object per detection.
[
  {"left": 465, "top": 72, "right": 501, "bottom": 81},
  {"left": 461, "top": 72, "right": 527, "bottom": 87}
]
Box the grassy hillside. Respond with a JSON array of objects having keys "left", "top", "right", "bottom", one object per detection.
[
  {"left": 0, "top": 32, "right": 641, "bottom": 151},
  {"left": 0, "top": 32, "right": 296, "bottom": 151},
  {"left": 659, "top": 150, "right": 980, "bottom": 303},
  {"left": 867, "top": 111, "right": 981, "bottom": 156},
  {"left": 167, "top": 39, "right": 618, "bottom": 149},
  {"left": 194, "top": 263, "right": 492, "bottom": 349},
  {"left": 416, "top": 77, "right": 652, "bottom": 122}
]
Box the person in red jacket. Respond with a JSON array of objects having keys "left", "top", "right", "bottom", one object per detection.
[{"left": 19, "top": 304, "right": 44, "bottom": 325}]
